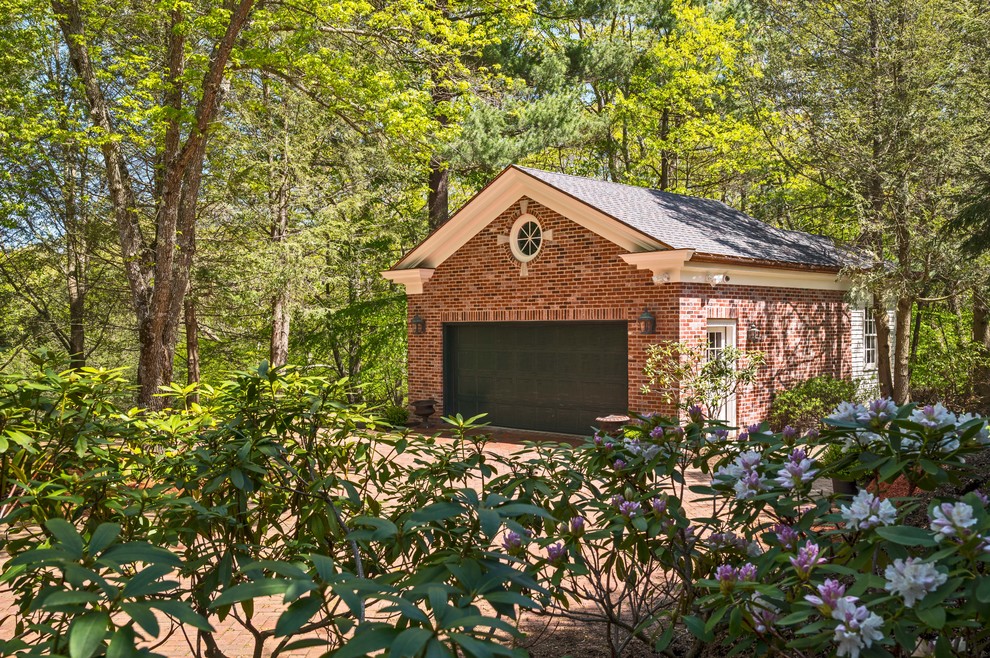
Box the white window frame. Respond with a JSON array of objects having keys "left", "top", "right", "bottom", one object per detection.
[
  {"left": 705, "top": 319, "right": 737, "bottom": 427},
  {"left": 864, "top": 313, "right": 877, "bottom": 369},
  {"left": 509, "top": 214, "right": 543, "bottom": 263}
]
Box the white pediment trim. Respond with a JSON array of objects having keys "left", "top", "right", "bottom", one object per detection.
[{"left": 387, "top": 166, "right": 666, "bottom": 272}]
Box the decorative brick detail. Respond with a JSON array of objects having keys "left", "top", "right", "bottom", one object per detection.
[
  {"left": 439, "top": 308, "right": 626, "bottom": 323},
  {"left": 404, "top": 197, "right": 851, "bottom": 431}
]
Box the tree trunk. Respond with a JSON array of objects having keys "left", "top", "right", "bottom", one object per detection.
[
  {"left": 659, "top": 108, "right": 670, "bottom": 191},
  {"left": 184, "top": 294, "right": 200, "bottom": 405},
  {"left": 892, "top": 296, "right": 912, "bottom": 403},
  {"left": 64, "top": 153, "right": 86, "bottom": 369},
  {"left": 427, "top": 6, "right": 451, "bottom": 231},
  {"left": 427, "top": 153, "right": 449, "bottom": 230},
  {"left": 270, "top": 290, "right": 291, "bottom": 369},
  {"left": 974, "top": 295, "right": 990, "bottom": 408},
  {"left": 873, "top": 296, "right": 894, "bottom": 398},
  {"left": 268, "top": 99, "right": 292, "bottom": 368},
  {"left": 53, "top": 0, "right": 254, "bottom": 409}
]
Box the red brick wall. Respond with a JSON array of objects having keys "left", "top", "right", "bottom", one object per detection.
[
  {"left": 405, "top": 198, "right": 850, "bottom": 431},
  {"left": 677, "top": 284, "right": 850, "bottom": 428}
]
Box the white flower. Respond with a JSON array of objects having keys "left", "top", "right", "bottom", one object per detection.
[
  {"left": 775, "top": 458, "right": 818, "bottom": 490},
  {"left": 884, "top": 558, "right": 947, "bottom": 607},
  {"left": 910, "top": 403, "right": 957, "bottom": 430},
  {"left": 937, "top": 435, "right": 961, "bottom": 454},
  {"left": 930, "top": 502, "right": 977, "bottom": 542},
  {"left": 900, "top": 437, "right": 922, "bottom": 453},
  {"left": 733, "top": 470, "right": 765, "bottom": 499},
  {"left": 832, "top": 597, "right": 884, "bottom": 658},
  {"left": 840, "top": 490, "right": 897, "bottom": 530},
  {"left": 737, "top": 450, "right": 762, "bottom": 470},
  {"left": 957, "top": 413, "right": 990, "bottom": 445},
  {"left": 830, "top": 401, "right": 868, "bottom": 424},
  {"left": 841, "top": 429, "right": 884, "bottom": 453},
  {"left": 857, "top": 398, "right": 898, "bottom": 425},
  {"left": 624, "top": 438, "right": 661, "bottom": 461},
  {"left": 712, "top": 450, "right": 763, "bottom": 490}
]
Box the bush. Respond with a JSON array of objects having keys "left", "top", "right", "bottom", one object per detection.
[
  {"left": 4, "top": 355, "right": 990, "bottom": 658},
  {"left": 769, "top": 375, "right": 859, "bottom": 431},
  {"left": 379, "top": 403, "right": 410, "bottom": 426}
]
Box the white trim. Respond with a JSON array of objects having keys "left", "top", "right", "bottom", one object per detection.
[
  {"left": 620, "top": 249, "right": 696, "bottom": 282},
  {"left": 509, "top": 214, "right": 543, "bottom": 263},
  {"left": 621, "top": 254, "right": 850, "bottom": 291},
  {"left": 391, "top": 167, "right": 664, "bottom": 270},
  {"left": 680, "top": 263, "right": 850, "bottom": 291},
  {"left": 705, "top": 319, "right": 738, "bottom": 427},
  {"left": 381, "top": 268, "right": 435, "bottom": 295}
]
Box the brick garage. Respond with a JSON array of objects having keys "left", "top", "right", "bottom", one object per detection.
[{"left": 385, "top": 166, "right": 861, "bottom": 434}]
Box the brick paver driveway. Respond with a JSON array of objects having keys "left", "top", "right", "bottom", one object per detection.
[{"left": 0, "top": 427, "right": 716, "bottom": 657}]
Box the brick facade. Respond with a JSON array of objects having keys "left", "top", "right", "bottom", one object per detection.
[{"left": 406, "top": 198, "right": 851, "bottom": 430}]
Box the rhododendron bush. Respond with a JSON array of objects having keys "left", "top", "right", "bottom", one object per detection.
[{"left": 1, "top": 357, "right": 989, "bottom": 657}]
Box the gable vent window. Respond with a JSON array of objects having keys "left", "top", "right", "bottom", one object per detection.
[
  {"left": 509, "top": 214, "right": 543, "bottom": 263},
  {"left": 864, "top": 313, "right": 877, "bottom": 367}
]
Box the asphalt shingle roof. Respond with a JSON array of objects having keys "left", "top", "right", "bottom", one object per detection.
[{"left": 516, "top": 166, "right": 849, "bottom": 269}]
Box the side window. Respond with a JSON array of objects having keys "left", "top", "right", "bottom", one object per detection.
[{"left": 864, "top": 313, "right": 877, "bottom": 367}]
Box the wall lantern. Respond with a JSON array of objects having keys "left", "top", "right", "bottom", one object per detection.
[
  {"left": 638, "top": 308, "right": 656, "bottom": 335},
  {"left": 748, "top": 323, "right": 763, "bottom": 344},
  {"left": 410, "top": 314, "right": 426, "bottom": 335}
]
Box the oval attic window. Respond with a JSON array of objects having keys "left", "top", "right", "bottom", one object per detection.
[{"left": 509, "top": 214, "right": 543, "bottom": 263}]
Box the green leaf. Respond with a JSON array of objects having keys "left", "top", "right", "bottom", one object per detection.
[
  {"left": 121, "top": 564, "right": 176, "bottom": 597},
  {"left": 88, "top": 523, "right": 121, "bottom": 556},
  {"left": 391, "top": 627, "right": 434, "bottom": 658},
  {"left": 310, "top": 554, "right": 336, "bottom": 582},
  {"left": 106, "top": 628, "right": 140, "bottom": 658},
  {"left": 408, "top": 502, "right": 465, "bottom": 525},
  {"left": 274, "top": 596, "right": 323, "bottom": 637},
  {"left": 654, "top": 625, "right": 675, "bottom": 653},
  {"left": 39, "top": 590, "right": 101, "bottom": 609},
  {"left": 46, "top": 518, "right": 84, "bottom": 558},
  {"left": 916, "top": 605, "right": 945, "bottom": 629},
  {"left": 479, "top": 509, "right": 500, "bottom": 539},
  {"left": 874, "top": 526, "right": 936, "bottom": 547},
  {"left": 682, "top": 615, "right": 713, "bottom": 642},
  {"left": 211, "top": 579, "right": 293, "bottom": 607},
  {"left": 975, "top": 576, "right": 990, "bottom": 604},
  {"left": 100, "top": 542, "right": 182, "bottom": 567},
  {"left": 69, "top": 612, "right": 108, "bottom": 658},
  {"left": 121, "top": 602, "right": 160, "bottom": 638},
  {"left": 149, "top": 600, "right": 213, "bottom": 632},
  {"left": 331, "top": 626, "right": 399, "bottom": 658}
]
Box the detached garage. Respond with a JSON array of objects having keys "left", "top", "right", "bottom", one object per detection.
[{"left": 384, "top": 165, "right": 865, "bottom": 435}]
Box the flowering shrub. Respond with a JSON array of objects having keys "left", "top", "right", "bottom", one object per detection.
[
  {"left": 691, "top": 401, "right": 990, "bottom": 657},
  {"left": 2, "top": 355, "right": 989, "bottom": 657}
]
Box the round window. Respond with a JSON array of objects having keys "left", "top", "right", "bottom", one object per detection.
[{"left": 509, "top": 214, "right": 543, "bottom": 263}]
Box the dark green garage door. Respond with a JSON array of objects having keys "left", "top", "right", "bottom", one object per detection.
[{"left": 444, "top": 322, "right": 628, "bottom": 435}]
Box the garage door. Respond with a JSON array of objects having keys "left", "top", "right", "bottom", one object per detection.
[{"left": 444, "top": 322, "right": 628, "bottom": 435}]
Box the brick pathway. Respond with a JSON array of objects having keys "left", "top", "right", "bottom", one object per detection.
[{"left": 0, "top": 429, "right": 717, "bottom": 657}]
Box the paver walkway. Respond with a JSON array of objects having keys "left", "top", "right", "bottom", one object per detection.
[{"left": 0, "top": 427, "right": 716, "bottom": 658}]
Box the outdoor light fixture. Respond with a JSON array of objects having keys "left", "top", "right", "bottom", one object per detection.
[
  {"left": 638, "top": 308, "right": 656, "bottom": 335},
  {"left": 748, "top": 323, "right": 763, "bottom": 344},
  {"left": 410, "top": 314, "right": 426, "bottom": 335}
]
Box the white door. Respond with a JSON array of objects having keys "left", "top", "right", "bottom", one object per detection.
[{"left": 706, "top": 321, "right": 737, "bottom": 427}]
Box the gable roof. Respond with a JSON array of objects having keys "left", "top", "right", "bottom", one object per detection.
[
  {"left": 515, "top": 167, "right": 848, "bottom": 269},
  {"left": 391, "top": 165, "right": 851, "bottom": 272}
]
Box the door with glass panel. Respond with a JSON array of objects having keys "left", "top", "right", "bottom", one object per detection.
[{"left": 706, "top": 321, "right": 737, "bottom": 427}]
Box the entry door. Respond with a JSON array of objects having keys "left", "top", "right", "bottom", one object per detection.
[{"left": 706, "top": 321, "right": 737, "bottom": 427}]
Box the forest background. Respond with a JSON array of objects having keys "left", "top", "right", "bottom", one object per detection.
[{"left": 2, "top": 0, "right": 990, "bottom": 412}]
